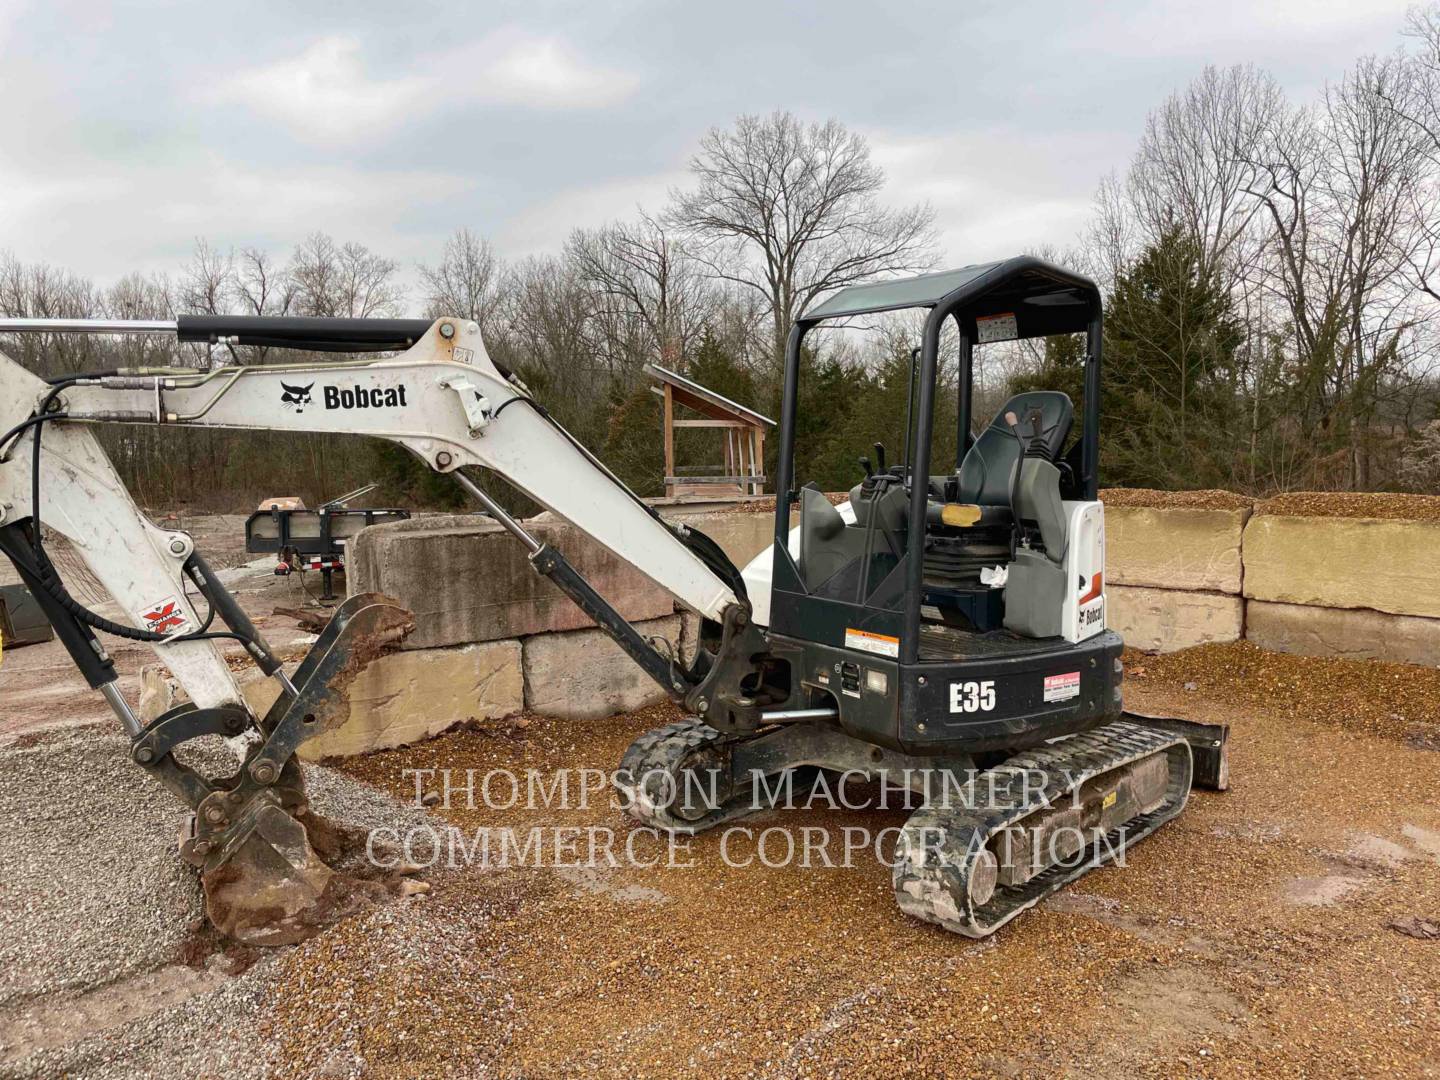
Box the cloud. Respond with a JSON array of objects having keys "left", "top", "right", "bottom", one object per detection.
[
  {"left": 867, "top": 130, "right": 1112, "bottom": 267},
  {"left": 204, "top": 37, "right": 430, "bottom": 143},
  {"left": 455, "top": 30, "right": 641, "bottom": 108},
  {"left": 498, "top": 166, "right": 688, "bottom": 257},
  {"left": 0, "top": 153, "right": 472, "bottom": 278},
  {"left": 205, "top": 30, "right": 640, "bottom": 145}
]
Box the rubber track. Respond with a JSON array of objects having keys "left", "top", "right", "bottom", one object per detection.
[
  {"left": 893, "top": 720, "right": 1193, "bottom": 938},
  {"left": 615, "top": 717, "right": 762, "bottom": 834}
]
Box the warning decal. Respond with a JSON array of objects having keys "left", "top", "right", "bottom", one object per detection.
[
  {"left": 1043, "top": 671, "right": 1081, "bottom": 703},
  {"left": 845, "top": 628, "right": 900, "bottom": 659},
  {"left": 975, "top": 312, "right": 1018, "bottom": 344},
  {"left": 137, "top": 595, "right": 189, "bottom": 637}
]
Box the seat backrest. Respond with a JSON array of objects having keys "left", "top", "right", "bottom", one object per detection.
[{"left": 955, "top": 391, "right": 1073, "bottom": 506}]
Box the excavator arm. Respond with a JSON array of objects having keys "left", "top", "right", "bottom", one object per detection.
[{"left": 0, "top": 315, "right": 762, "bottom": 942}]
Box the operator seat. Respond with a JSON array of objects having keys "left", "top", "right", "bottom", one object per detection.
[{"left": 955, "top": 391, "right": 1073, "bottom": 506}]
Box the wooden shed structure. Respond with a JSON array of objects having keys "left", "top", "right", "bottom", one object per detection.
[{"left": 645, "top": 363, "right": 774, "bottom": 499}]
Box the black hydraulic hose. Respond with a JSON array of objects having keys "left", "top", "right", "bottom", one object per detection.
[
  {"left": 0, "top": 411, "right": 66, "bottom": 461},
  {"left": 45, "top": 369, "right": 118, "bottom": 385},
  {"left": 23, "top": 390, "right": 248, "bottom": 647}
]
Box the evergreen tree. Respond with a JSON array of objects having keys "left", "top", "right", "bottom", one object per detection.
[{"left": 1008, "top": 229, "right": 1243, "bottom": 490}]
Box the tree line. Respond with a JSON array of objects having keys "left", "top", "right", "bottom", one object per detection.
[{"left": 4, "top": 11, "right": 1440, "bottom": 512}]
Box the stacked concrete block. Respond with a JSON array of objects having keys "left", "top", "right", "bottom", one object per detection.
[
  {"left": 1104, "top": 502, "right": 1249, "bottom": 653},
  {"left": 1243, "top": 513, "right": 1440, "bottom": 665},
  {"left": 343, "top": 506, "right": 773, "bottom": 727}
]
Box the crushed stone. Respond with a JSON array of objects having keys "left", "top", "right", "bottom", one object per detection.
[
  {"left": 1101, "top": 488, "right": 1253, "bottom": 510},
  {"left": 1123, "top": 640, "right": 1440, "bottom": 744},
  {"left": 1254, "top": 490, "right": 1440, "bottom": 523}
]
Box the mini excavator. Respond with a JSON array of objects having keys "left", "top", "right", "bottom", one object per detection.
[{"left": 0, "top": 257, "right": 1227, "bottom": 943}]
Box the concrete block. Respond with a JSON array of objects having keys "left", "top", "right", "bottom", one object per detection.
[
  {"left": 137, "top": 663, "right": 285, "bottom": 726},
  {"left": 349, "top": 514, "right": 674, "bottom": 650},
  {"left": 1105, "top": 505, "right": 1248, "bottom": 594},
  {"left": 1109, "top": 585, "right": 1243, "bottom": 653},
  {"left": 138, "top": 641, "right": 525, "bottom": 761},
  {"left": 1243, "top": 514, "right": 1440, "bottom": 619},
  {"left": 668, "top": 511, "right": 776, "bottom": 572},
  {"left": 1246, "top": 600, "right": 1440, "bottom": 667},
  {"left": 523, "top": 615, "right": 683, "bottom": 720},
  {"left": 300, "top": 640, "right": 523, "bottom": 760}
]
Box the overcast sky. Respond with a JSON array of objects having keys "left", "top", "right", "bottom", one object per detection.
[{"left": 0, "top": 0, "right": 1421, "bottom": 291}]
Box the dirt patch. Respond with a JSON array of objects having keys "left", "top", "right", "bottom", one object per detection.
[
  {"left": 1255, "top": 490, "right": 1440, "bottom": 522},
  {"left": 1124, "top": 640, "right": 1440, "bottom": 743},
  {"left": 0, "top": 965, "right": 230, "bottom": 1066},
  {"left": 1101, "top": 487, "right": 1253, "bottom": 510}
]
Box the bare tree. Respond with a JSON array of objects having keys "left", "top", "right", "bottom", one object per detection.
[
  {"left": 291, "top": 232, "right": 403, "bottom": 318},
  {"left": 418, "top": 228, "right": 506, "bottom": 338},
  {"left": 1128, "top": 66, "right": 1284, "bottom": 281},
  {"left": 668, "top": 111, "right": 936, "bottom": 369},
  {"left": 234, "top": 247, "right": 296, "bottom": 318},
  {"left": 1244, "top": 55, "right": 1432, "bottom": 487},
  {"left": 567, "top": 212, "right": 709, "bottom": 367}
]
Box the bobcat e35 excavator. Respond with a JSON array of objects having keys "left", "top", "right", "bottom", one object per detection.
[{"left": 0, "top": 256, "right": 1227, "bottom": 944}]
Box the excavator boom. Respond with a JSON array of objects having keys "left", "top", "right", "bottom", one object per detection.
[{"left": 0, "top": 315, "right": 750, "bottom": 941}]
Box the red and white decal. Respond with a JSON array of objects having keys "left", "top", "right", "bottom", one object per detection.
[
  {"left": 137, "top": 595, "right": 189, "bottom": 637},
  {"left": 1043, "top": 671, "right": 1081, "bottom": 703}
]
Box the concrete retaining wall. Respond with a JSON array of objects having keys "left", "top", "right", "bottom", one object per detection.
[
  {"left": 140, "top": 492, "right": 1439, "bottom": 760},
  {"left": 1241, "top": 515, "right": 1440, "bottom": 619},
  {"left": 1103, "top": 491, "right": 1440, "bottom": 664}
]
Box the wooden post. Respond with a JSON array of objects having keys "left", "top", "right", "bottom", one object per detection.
[{"left": 662, "top": 383, "right": 675, "bottom": 498}]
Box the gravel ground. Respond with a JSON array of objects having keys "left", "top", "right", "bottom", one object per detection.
[
  {"left": 321, "top": 679, "right": 1439, "bottom": 1079},
  {"left": 1, "top": 647, "right": 1437, "bottom": 1077},
  {"left": 1124, "top": 640, "right": 1440, "bottom": 746}
]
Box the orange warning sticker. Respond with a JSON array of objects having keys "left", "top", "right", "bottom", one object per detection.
[{"left": 845, "top": 628, "right": 900, "bottom": 659}]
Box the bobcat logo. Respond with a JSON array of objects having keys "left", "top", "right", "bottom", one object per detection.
[{"left": 280, "top": 381, "right": 314, "bottom": 413}]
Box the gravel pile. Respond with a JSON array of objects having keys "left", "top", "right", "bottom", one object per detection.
[
  {"left": 1255, "top": 490, "right": 1440, "bottom": 522},
  {"left": 1100, "top": 488, "right": 1253, "bottom": 510},
  {"left": 0, "top": 728, "right": 210, "bottom": 1009},
  {"left": 0, "top": 723, "right": 439, "bottom": 1080}
]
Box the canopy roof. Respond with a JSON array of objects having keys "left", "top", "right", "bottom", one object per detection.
[
  {"left": 801, "top": 256, "right": 1100, "bottom": 340},
  {"left": 644, "top": 363, "right": 774, "bottom": 427}
]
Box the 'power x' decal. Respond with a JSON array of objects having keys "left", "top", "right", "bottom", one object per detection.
[{"left": 136, "top": 595, "right": 188, "bottom": 636}]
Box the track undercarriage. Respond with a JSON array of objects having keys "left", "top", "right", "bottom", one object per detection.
[{"left": 616, "top": 715, "right": 1226, "bottom": 938}]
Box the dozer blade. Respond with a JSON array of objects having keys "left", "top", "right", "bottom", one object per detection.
[{"left": 172, "top": 593, "right": 419, "bottom": 945}]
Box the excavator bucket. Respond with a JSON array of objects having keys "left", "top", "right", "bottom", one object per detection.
[
  {"left": 171, "top": 592, "right": 419, "bottom": 945},
  {"left": 201, "top": 800, "right": 404, "bottom": 946}
]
